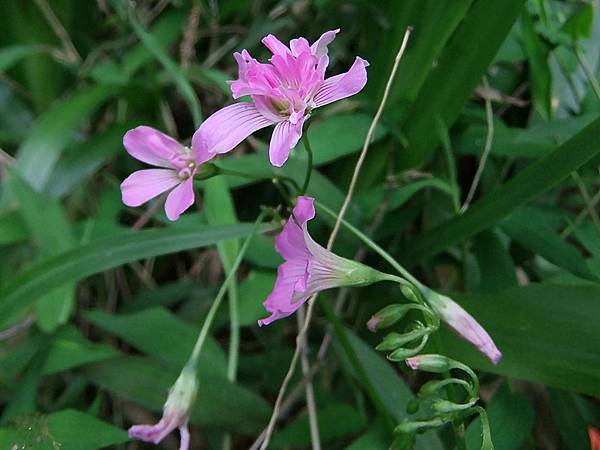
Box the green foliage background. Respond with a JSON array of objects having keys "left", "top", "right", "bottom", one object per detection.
[{"left": 0, "top": 0, "right": 599, "bottom": 449}]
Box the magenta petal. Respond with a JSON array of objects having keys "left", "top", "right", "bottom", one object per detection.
[
  {"left": 293, "top": 196, "right": 316, "bottom": 224},
  {"left": 313, "top": 57, "right": 369, "bottom": 108},
  {"left": 262, "top": 34, "right": 291, "bottom": 56},
  {"left": 164, "top": 177, "right": 195, "bottom": 221},
  {"left": 274, "top": 196, "right": 315, "bottom": 260},
  {"left": 128, "top": 417, "right": 175, "bottom": 444},
  {"left": 310, "top": 29, "right": 340, "bottom": 58},
  {"left": 179, "top": 425, "right": 190, "bottom": 450},
  {"left": 192, "top": 103, "right": 274, "bottom": 157},
  {"left": 121, "top": 169, "right": 180, "bottom": 207},
  {"left": 123, "top": 126, "right": 182, "bottom": 168},
  {"left": 268, "top": 119, "right": 304, "bottom": 167}
]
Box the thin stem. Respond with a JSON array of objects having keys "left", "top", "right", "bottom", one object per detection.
[
  {"left": 561, "top": 188, "right": 600, "bottom": 238},
  {"left": 226, "top": 272, "right": 240, "bottom": 381},
  {"left": 258, "top": 28, "right": 413, "bottom": 450},
  {"left": 300, "top": 123, "right": 314, "bottom": 195},
  {"left": 575, "top": 45, "right": 600, "bottom": 103},
  {"left": 460, "top": 77, "right": 494, "bottom": 214},
  {"left": 188, "top": 211, "right": 267, "bottom": 366},
  {"left": 571, "top": 171, "right": 600, "bottom": 236},
  {"left": 215, "top": 166, "right": 302, "bottom": 193},
  {"left": 297, "top": 308, "right": 321, "bottom": 450}
]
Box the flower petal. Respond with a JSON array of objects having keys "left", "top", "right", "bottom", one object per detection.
[
  {"left": 310, "top": 29, "right": 340, "bottom": 58},
  {"left": 123, "top": 126, "right": 182, "bottom": 168},
  {"left": 262, "top": 34, "right": 291, "bottom": 56},
  {"left": 258, "top": 260, "right": 311, "bottom": 326},
  {"left": 429, "top": 293, "right": 502, "bottom": 364},
  {"left": 121, "top": 169, "right": 180, "bottom": 207},
  {"left": 179, "top": 424, "right": 191, "bottom": 450},
  {"left": 268, "top": 118, "right": 304, "bottom": 167},
  {"left": 192, "top": 103, "right": 274, "bottom": 157},
  {"left": 164, "top": 177, "right": 195, "bottom": 221},
  {"left": 313, "top": 57, "right": 369, "bottom": 108}
]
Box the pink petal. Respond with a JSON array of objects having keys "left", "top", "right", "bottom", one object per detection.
[
  {"left": 128, "top": 417, "right": 176, "bottom": 444},
  {"left": 310, "top": 29, "right": 340, "bottom": 58},
  {"left": 121, "top": 169, "right": 180, "bottom": 207},
  {"left": 273, "top": 196, "right": 314, "bottom": 262},
  {"left": 290, "top": 37, "right": 311, "bottom": 57},
  {"left": 268, "top": 118, "right": 304, "bottom": 167},
  {"left": 258, "top": 260, "right": 311, "bottom": 326},
  {"left": 179, "top": 425, "right": 190, "bottom": 450},
  {"left": 262, "top": 34, "right": 291, "bottom": 56},
  {"left": 164, "top": 177, "right": 195, "bottom": 221},
  {"left": 313, "top": 57, "right": 369, "bottom": 108},
  {"left": 123, "top": 126, "right": 182, "bottom": 168},
  {"left": 192, "top": 103, "right": 274, "bottom": 157},
  {"left": 293, "top": 196, "right": 316, "bottom": 224}
]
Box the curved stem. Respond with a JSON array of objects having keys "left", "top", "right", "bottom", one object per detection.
[
  {"left": 188, "top": 211, "right": 267, "bottom": 366},
  {"left": 300, "top": 122, "right": 314, "bottom": 195}
]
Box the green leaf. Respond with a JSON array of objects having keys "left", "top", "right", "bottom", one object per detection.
[
  {"left": 401, "top": 116, "right": 600, "bottom": 263},
  {"left": 129, "top": 13, "right": 201, "bottom": 124},
  {"left": 9, "top": 172, "right": 76, "bottom": 331},
  {"left": 548, "top": 389, "right": 592, "bottom": 450},
  {"left": 397, "top": 0, "right": 527, "bottom": 168},
  {"left": 472, "top": 229, "right": 518, "bottom": 292},
  {"left": 13, "top": 84, "right": 114, "bottom": 191},
  {"left": 0, "top": 223, "right": 264, "bottom": 326},
  {"left": 0, "top": 45, "right": 44, "bottom": 72},
  {"left": 440, "top": 283, "right": 600, "bottom": 396},
  {"left": 42, "top": 326, "right": 119, "bottom": 375},
  {"left": 0, "top": 409, "right": 128, "bottom": 450},
  {"left": 84, "top": 307, "right": 227, "bottom": 376},
  {"left": 465, "top": 384, "right": 534, "bottom": 450},
  {"left": 501, "top": 207, "right": 594, "bottom": 280},
  {"left": 522, "top": 9, "right": 553, "bottom": 119},
  {"left": 0, "top": 209, "right": 28, "bottom": 245},
  {"left": 238, "top": 270, "right": 276, "bottom": 326},
  {"left": 84, "top": 356, "right": 270, "bottom": 434}
]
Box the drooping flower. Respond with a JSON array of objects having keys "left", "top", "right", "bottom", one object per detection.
[
  {"left": 258, "top": 196, "right": 385, "bottom": 326},
  {"left": 129, "top": 365, "right": 198, "bottom": 450},
  {"left": 121, "top": 126, "right": 214, "bottom": 221},
  {"left": 192, "top": 29, "right": 369, "bottom": 167},
  {"left": 425, "top": 291, "right": 502, "bottom": 364}
]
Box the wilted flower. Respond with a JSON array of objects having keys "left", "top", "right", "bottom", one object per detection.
[
  {"left": 426, "top": 291, "right": 502, "bottom": 364},
  {"left": 258, "top": 196, "right": 384, "bottom": 325},
  {"left": 121, "top": 126, "right": 214, "bottom": 221},
  {"left": 192, "top": 29, "right": 369, "bottom": 167},
  {"left": 128, "top": 365, "right": 198, "bottom": 450}
]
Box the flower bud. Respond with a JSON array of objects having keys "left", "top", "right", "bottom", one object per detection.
[
  {"left": 394, "top": 418, "right": 445, "bottom": 434},
  {"left": 387, "top": 346, "right": 421, "bottom": 361},
  {"left": 400, "top": 285, "right": 420, "bottom": 303},
  {"left": 375, "top": 327, "right": 427, "bottom": 351},
  {"left": 405, "top": 354, "right": 452, "bottom": 373},
  {"left": 406, "top": 398, "right": 420, "bottom": 414},
  {"left": 432, "top": 399, "right": 475, "bottom": 414},
  {"left": 367, "top": 304, "right": 415, "bottom": 332}
]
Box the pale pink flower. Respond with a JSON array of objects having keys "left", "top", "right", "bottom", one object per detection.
[
  {"left": 426, "top": 292, "right": 502, "bottom": 364},
  {"left": 121, "top": 126, "right": 214, "bottom": 221},
  {"left": 192, "top": 29, "right": 369, "bottom": 167},
  {"left": 129, "top": 366, "right": 198, "bottom": 450},
  {"left": 258, "top": 196, "right": 384, "bottom": 325}
]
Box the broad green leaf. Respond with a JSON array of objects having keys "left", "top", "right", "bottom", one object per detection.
[
  {"left": 401, "top": 117, "right": 600, "bottom": 263},
  {"left": 346, "top": 423, "right": 388, "bottom": 450},
  {"left": 84, "top": 356, "right": 270, "bottom": 434},
  {"left": 238, "top": 270, "right": 276, "bottom": 326},
  {"left": 501, "top": 207, "right": 594, "bottom": 280},
  {"left": 0, "top": 45, "right": 44, "bottom": 72},
  {"left": 9, "top": 172, "right": 76, "bottom": 332},
  {"left": 472, "top": 229, "right": 518, "bottom": 292},
  {"left": 397, "top": 0, "right": 527, "bottom": 168},
  {"left": 0, "top": 223, "right": 265, "bottom": 326},
  {"left": 465, "top": 384, "right": 534, "bottom": 450},
  {"left": 0, "top": 409, "right": 128, "bottom": 450},
  {"left": 84, "top": 307, "right": 227, "bottom": 376},
  {"left": 440, "top": 283, "right": 600, "bottom": 396},
  {"left": 14, "top": 84, "right": 114, "bottom": 191},
  {"left": 0, "top": 209, "right": 28, "bottom": 245},
  {"left": 42, "top": 326, "right": 119, "bottom": 375}
]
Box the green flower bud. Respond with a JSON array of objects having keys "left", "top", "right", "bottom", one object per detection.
[
  {"left": 432, "top": 399, "right": 476, "bottom": 414},
  {"left": 406, "top": 398, "right": 420, "bottom": 414},
  {"left": 394, "top": 418, "right": 445, "bottom": 434},
  {"left": 405, "top": 354, "right": 452, "bottom": 373},
  {"left": 367, "top": 304, "right": 415, "bottom": 332}
]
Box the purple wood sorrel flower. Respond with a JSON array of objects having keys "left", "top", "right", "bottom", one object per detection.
[
  {"left": 259, "top": 196, "right": 385, "bottom": 325},
  {"left": 128, "top": 365, "right": 198, "bottom": 450},
  {"left": 192, "top": 29, "right": 369, "bottom": 167},
  {"left": 121, "top": 126, "right": 214, "bottom": 221}
]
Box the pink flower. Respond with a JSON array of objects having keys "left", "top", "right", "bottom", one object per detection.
[
  {"left": 192, "top": 29, "right": 369, "bottom": 167},
  {"left": 129, "top": 365, "right": 198, "bottom": 450},
  {"left": 426, "top": 292, "right": 502, "bottom": 364},
  {"left": 258, "top": 196, "right": 384, "bottom": 326},
  {"left": 121, "top": 126, "right": 214, "bottom": 221}
]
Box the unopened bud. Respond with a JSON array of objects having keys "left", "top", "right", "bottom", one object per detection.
[
  {"left": 394, "top": 418, "right": 445, "bottom": 434},
  {"left": 405, "top": 354, "right": 452, "bottom": 373},
  {"left": 375, "top": 327, "right": 427, "bottom": 351},
  {"left": 164, "top": 364, "right": 198, "bottom": 418},
  {"left": 400, "top": 285, "right": 420, "bottom": 303},
  {"left": 387, "top": 346, "right": 420, "bottom": 361},
  {"left": 367, "top": 304, "right": 414, "bottom": 332},
  {"left": 432, "top": 399, "right": 475, "bottom": 414},
  {"left": 406, "top": 398, "right": 420, "bottom": 414}
]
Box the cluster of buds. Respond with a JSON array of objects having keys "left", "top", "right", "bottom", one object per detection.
[
  {"left": 392, "top": 355, "right": 494, "bottom": 450},
  {"left": 367, "top": 284, "right": 440, "bottom": 361}
]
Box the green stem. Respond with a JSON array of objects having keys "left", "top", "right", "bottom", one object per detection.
[
  {"left": 226, "top": 271, "right": 240, "bottom": 381},
  {"left": 188, "top": 211, "right": 267, "bottom": 366},
  {"left": 300, "top": 123, "right": 314, "bottom": 195}
]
